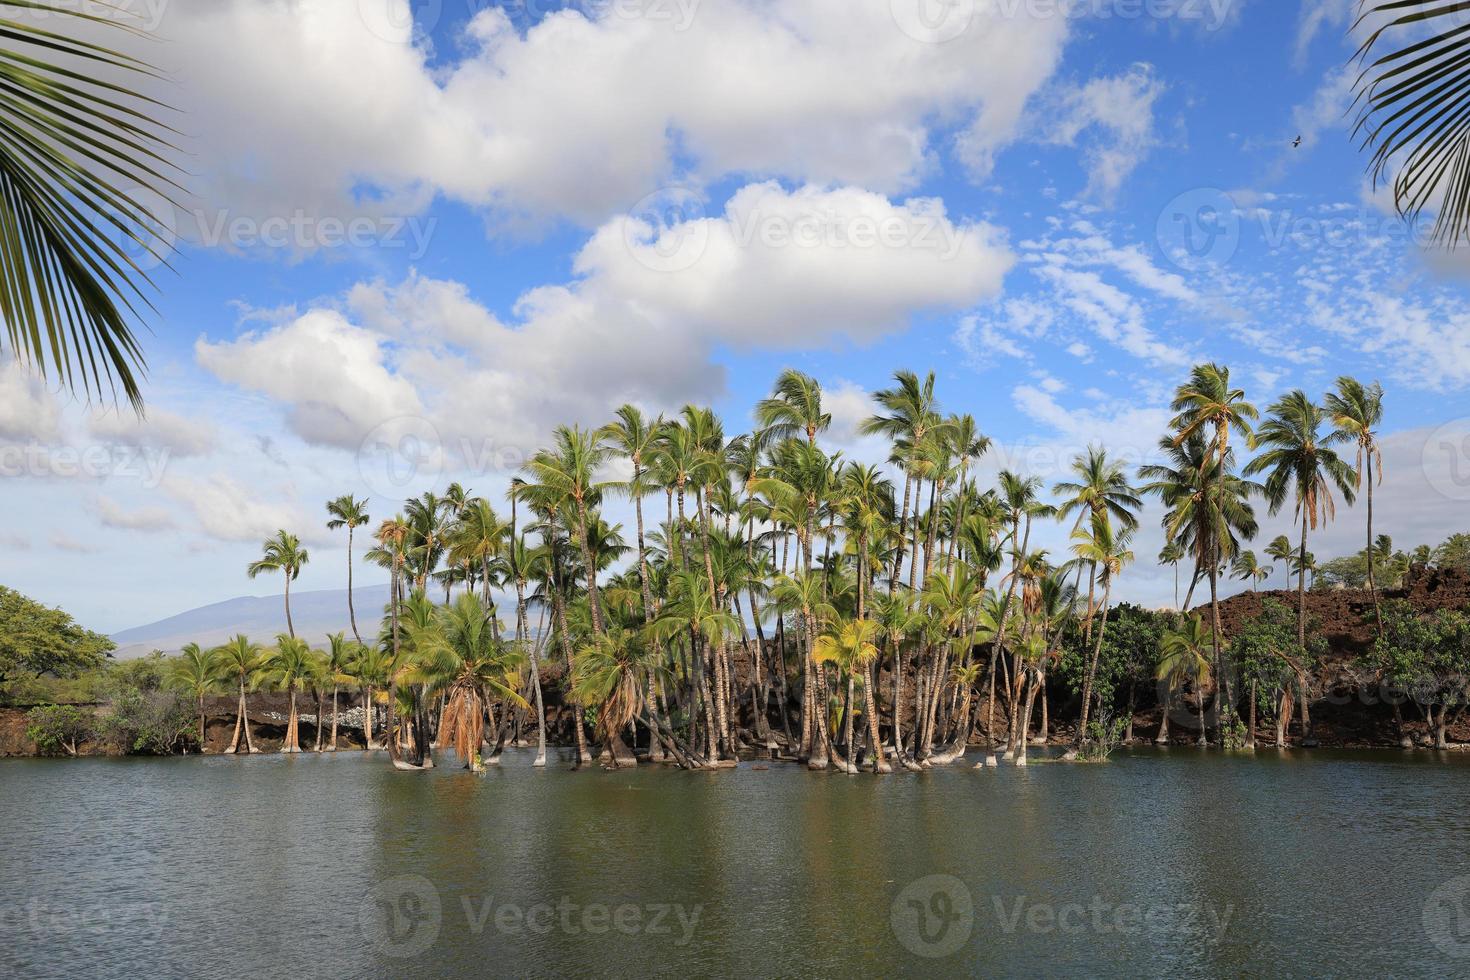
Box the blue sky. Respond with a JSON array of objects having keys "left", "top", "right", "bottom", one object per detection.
[{"left": 4, "top": 0, "right": 1469, "bottom": 634}]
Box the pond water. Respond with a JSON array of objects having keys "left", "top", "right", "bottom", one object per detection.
[{"left": 4, "top": 747, "right": 1470, "bottom": 978}]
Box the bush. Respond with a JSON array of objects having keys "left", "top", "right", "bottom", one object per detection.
[
  {"left": 25, "top": 704, "right": 93, "bottom": 757},
  {"left": 101, "top": 688, "right": 193, "bottom": 755}
]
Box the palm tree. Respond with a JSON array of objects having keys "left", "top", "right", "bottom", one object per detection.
[
  {"left": 449, "top": 498, "right": 508, "bottom": 611},
  {"left": 322, "top": 632, "right": 358, "bottom": 751},
  {"left": 325, "top": 496, "right": 370, "bottom": 644},
  {"left": 861, "top": 370, "right": 943, "bottom": 594},
  {"left": 1245, "top": 391, "right": 1357, "bottom": 744},
  {"left": 1158, "top": 615, "right": 1213, "bottom": 746},
  {"left": 524, "top": 426, "right": 613, "bottom": 634},
  {"left": 986, "top": 470, "right": 1043, "bottom": 761},
  {"left": 216, "top": 635, "right": 264, "bottom": 754},
  {"left": 1231, "top": 551, "right": 1271, "bottom": 592},
  {"left": 265, "top": 635, "right": 318, "bottom": 753},
  {"left": 0, "top": 6, "right": 180, "bottom": 411},
  {"left": 1054, "top": 446, "right": 1141, "bottom": 631},
  {"left": 1353, "top": 3, "right": 1470, "bottom": 246},
  {"left": 571, "top": 626, "right": 658, "bottom": 769},
  {"left": 1170, "top": 363, "right": 1256, "bottom": 733},
  {"left": 1265, "top": 534, "right": 1294, "bottom": 589},
  {"left": 1069, "top": 514, "right": 1134, "bottom": 753},
  {"left": 600, "top": 405, "right": 664, "bottom": 626},
  {"left": 755, "top": 368, "right": 831, "bottom": 447},
  {"left": 1159, "top": 542, "right": 1185, "bottom": 609},
  {"left": 346, "top": 642, "right": 392, "bottom": 750},
  {"left": 247, "top": 531, "right": 310, "bottom": 639},
  {"left": 411, "top": 593, "right": 526, "bottom": 771},
  {"left": 1325, "top": 377, "right": 1385, "bottom": 627},
  {"left": 813, "top": 616, "right": 881, "bottom": 773},
  {"left": 168, "top": 643, "right": 222, "bottom": 753}
]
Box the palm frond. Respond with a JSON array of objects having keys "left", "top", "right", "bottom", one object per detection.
[
  {"left": 0, "top": 1, "right": 181, "bottom": 409},
  {"left": 1354, "top": 1, "right": 1470, "bottom": 246}
]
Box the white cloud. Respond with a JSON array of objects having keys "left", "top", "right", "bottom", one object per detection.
[
  {"left": 49, "top": 531, "right": 101, "bottom": 555},
  {"left": 163, "top": 473, "right": 319, "bottom": 545},
  {"left": 91, "top": 495, "right": 177, "bottom": 533},
  {"left": 203, "top": 184, "right": 1011, "bottom": 456},
  {"left": 87, "top": 407, "right": 216, "bottom": 458},
  {"left": 197, "top": 309, "right": 426, "bottom": 451},
  {"left": 0, "top": 363, "right": 63, "bottom": 442},
  {"left": 139, "top": 0, "right": 1070, "bottom": 236},
  {"left": 1011, "top": 385, "right": 1172, "bottom": 460},
  {"left": 1040, "top": 64, "right": 1165, "bottom": 201}
]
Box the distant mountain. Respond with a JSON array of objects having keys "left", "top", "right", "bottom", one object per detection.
[{"left": 110, "top": 585, "right": 392, "bottom": 658}]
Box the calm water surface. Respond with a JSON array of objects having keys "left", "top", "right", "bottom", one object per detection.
[{"left": 4, "top": 747, "right": 1470, "bottom": 978}]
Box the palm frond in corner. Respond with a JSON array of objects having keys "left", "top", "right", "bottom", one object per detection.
[{"left": 0, "top": 0, "right": 183, "bottom": 411}]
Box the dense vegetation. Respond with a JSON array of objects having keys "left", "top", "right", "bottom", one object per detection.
[{"left": 13, "top": 364, "right": 1470, "bottom": 766}]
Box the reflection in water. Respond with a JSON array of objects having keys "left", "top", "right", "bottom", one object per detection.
[{"left": 4, "top": 747, "right": 1470, "bottom": 977}]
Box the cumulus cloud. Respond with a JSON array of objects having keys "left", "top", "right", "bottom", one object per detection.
[
  {"left": 124, "top": 0, "right": 1069, "bottom": 237},
  {"left": 197, "top": 309, "right": 426, "bottom": 450},
  {"left": 201, "top": 184, "right": 1011, "bottom": 456}
]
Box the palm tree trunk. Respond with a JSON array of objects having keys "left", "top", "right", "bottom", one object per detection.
[
  {"left": 1075, "top": 584, "right": 1113, "bottom": 752},
  {"left": 329, "top": 684, "right": 340, "bottom": 750},
  {"left": 577, "top": 499, "right": 606, "bottom": 635},
  {"left": 864, "top": 658, "right": 890, "bottom": 772},
  {"left": 1297, "top": 519, "right": 1312, "bottom": 744},
  {"left": 1367, "top": 453, "right": 1382, "bottom": 632},
  {"left": 284, "top": 575, "right": 295, "bottom": 639},
  {"left": 363, "top": 686, "right": 375, "bottom": 749},
  {"left": 284, "top": 689, "right": 300, "bottom": 753},
  {"left": 347, "top": 526, "right": 361, "bottom": 644}
]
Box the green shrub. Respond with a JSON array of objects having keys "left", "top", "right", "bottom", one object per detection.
[{"left": 25, "top": 704, "right": 93, "bottom": 756}]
